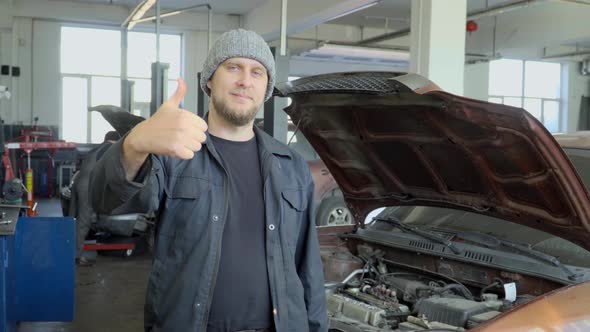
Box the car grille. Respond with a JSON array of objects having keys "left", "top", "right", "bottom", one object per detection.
[{"left": 276, "top": 72, "right": 405, "bottom": 96}]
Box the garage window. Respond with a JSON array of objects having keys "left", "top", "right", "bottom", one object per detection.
[
  {"left": 127, "top": 31, "right": 181, "bottom": 118},
  {"left": 60, "top": 26, "right": 181, "bottom": 143},
  {"left": 61, "top": 27, "right": 121, "bottom": 143},
  {"left": 488, "top": 59, "right": 562, "bottom": 133}
]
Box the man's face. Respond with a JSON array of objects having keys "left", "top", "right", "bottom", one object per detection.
[{"left": 207, "top": 57, "right": 268, "bottom": 127}]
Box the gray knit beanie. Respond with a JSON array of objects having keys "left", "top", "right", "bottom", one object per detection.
[{"left": 200, "top": 29, "right": 275, "bottom": 101}]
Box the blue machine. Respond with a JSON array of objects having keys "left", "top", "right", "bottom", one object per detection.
[{"left": 0, "top": 208, "right": 75, "bottom": 331}]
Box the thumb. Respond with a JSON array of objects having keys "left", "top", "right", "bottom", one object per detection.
[{"left": 166, "top": 78, "right": 186, "bottom": 106}]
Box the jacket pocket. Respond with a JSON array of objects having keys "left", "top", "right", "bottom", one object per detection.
[
  {"left": 281, "top": 189, "right": 307, "bottom": 255},
  {"left": 159, "top": 177, "right": 210, "bottom": 238},
  {"left": 281, "top": 189, "right": 307, "bottom": 211},
  {"left": 165, "top": 176, "right": 204, "bottom": 199}
]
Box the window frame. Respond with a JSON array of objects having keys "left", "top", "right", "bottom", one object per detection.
[
  {"left": 488, "top": 59, "right": 563, "bottom": 133},
  {"left": 59, "top": 24, "right": 183, "bottom": 143}
]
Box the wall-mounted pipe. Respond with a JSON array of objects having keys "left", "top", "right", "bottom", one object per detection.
[{"left": 542, "top": 51, "right": 590, "bottom": 60}]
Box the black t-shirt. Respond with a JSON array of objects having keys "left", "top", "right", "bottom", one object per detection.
[{"left": 207, "top": 134, "right": 273, "bottom": 332}]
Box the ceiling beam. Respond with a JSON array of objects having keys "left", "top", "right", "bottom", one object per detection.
[
  {"left": 244, "top": 0, "right": 381, "bottom": 42},
  {"left": 357, "top": 0, "right": 549, "bottom": 45}
]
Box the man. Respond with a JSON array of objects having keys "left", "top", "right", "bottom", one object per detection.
[
  {"left": 70, "top": 130, "right": 121, "bottom": 266},
  {"left": 89, "top": 29, "right": 328, "bottom": 332}
]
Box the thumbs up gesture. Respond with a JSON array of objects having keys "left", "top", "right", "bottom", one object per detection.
[{"left": 124, "top": 78, "right": 208, "bottom": 162}]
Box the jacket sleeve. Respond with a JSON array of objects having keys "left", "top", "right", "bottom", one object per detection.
[
  {"left": 88, "top": 136, "right": 164, "bottom": 215},
  {"left": 296, "top": 165, "right": 329, "bottom": 332}
]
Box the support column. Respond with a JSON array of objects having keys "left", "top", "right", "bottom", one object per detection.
[
  {"left": 120, "top": 29, "right": 134, "bottom": 112},
  {"left": 262, "top": 48, "right": 288, "bottom": 143},
  {"left": 410, "top": 0, "right": 466, "bottom": 95}
]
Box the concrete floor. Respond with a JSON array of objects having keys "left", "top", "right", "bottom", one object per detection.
[
  {"left": 18, "top": 254, "right": 152, "bottom": 332},
  {"left": 13, "top": 198, "right": 152, "bottom": 331}
]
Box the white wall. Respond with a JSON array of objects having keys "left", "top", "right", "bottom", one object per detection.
[
  {"left": 463, "top": 62, "right": 489, "bottom": 101},
  {"left": 32, "top": 20, "right": 60, "bottom": 126},
  {"left": 11, "top": 17, "right": 33, "bottom": 124},
  {"left": 0, "top": 2, "right": 11, "bottom": 29},
  {"left": 564, "top": 61, "right": 590, "bottom": 132},
  {"left": 0, "top": 29, "right": 12, "bottom": 119},
  {"left": 409, "top": 0, "right": 466, "bottom": 96}
]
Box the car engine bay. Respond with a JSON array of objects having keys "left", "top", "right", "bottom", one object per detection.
[{"left": 323, "top": 243, "right": 559, "bottom": 332}]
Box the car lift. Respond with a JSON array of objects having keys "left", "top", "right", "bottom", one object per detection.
[{"left": 3, "top": 124, "right": 77, "bottom": 216}]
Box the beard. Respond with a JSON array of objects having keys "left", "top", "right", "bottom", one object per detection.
[{"left": 211, "top": 92, "right": 261, "bottom": 127}]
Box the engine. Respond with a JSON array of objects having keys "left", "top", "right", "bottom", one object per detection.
[{"left": 323, "top": 245, "right": 522, "bottom": 331}]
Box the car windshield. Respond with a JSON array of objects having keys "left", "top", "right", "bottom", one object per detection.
[{"left": 370, "top": 206, "right": 590, "bottom": 268}]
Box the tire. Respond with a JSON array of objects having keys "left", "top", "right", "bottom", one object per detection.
[{"left": 315, "top": 196, "right": 353, "bottom": 226}]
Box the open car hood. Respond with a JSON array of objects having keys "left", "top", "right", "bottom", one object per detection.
[
  {"left": 88, "top": 105, "right": 145, "bottom": 136},
  {"left": 276, "top": 72, "right": 590, "bottom": 251}
]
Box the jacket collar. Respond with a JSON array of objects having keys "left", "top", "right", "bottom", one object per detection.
[
  {"left": 253, "top": 125, "right": 293, "bottom": 159},
  {"left": 202, "top": 112, "right": 292, "bottom": 159}
]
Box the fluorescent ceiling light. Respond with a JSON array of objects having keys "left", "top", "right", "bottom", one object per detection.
[
  {"left": 329, "top": 1, "right": 380, "bottom": 21},
  {"left": 130, "top": 4, "right": 211, "bottom": 25},
  {"left": 309, "top": 43, "right": 409, "bottom": 62},
  {"left": 123, "top": 0, "right": 157, "bottom": 30},
  {"left": 133, "top": 0, "right": 156, "bottom": 21}
]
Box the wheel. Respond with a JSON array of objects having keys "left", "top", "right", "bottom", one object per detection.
[{"left": 316, "top": 196, "right": 353, "bottom": 226}]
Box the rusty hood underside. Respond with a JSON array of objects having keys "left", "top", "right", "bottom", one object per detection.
[{"left": 276, "top": 72, "right": 590, "bottom": 251}]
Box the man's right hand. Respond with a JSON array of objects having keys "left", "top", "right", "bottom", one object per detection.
[{"left": 122, "top": 78, "right": 208, "bottom": 180}]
